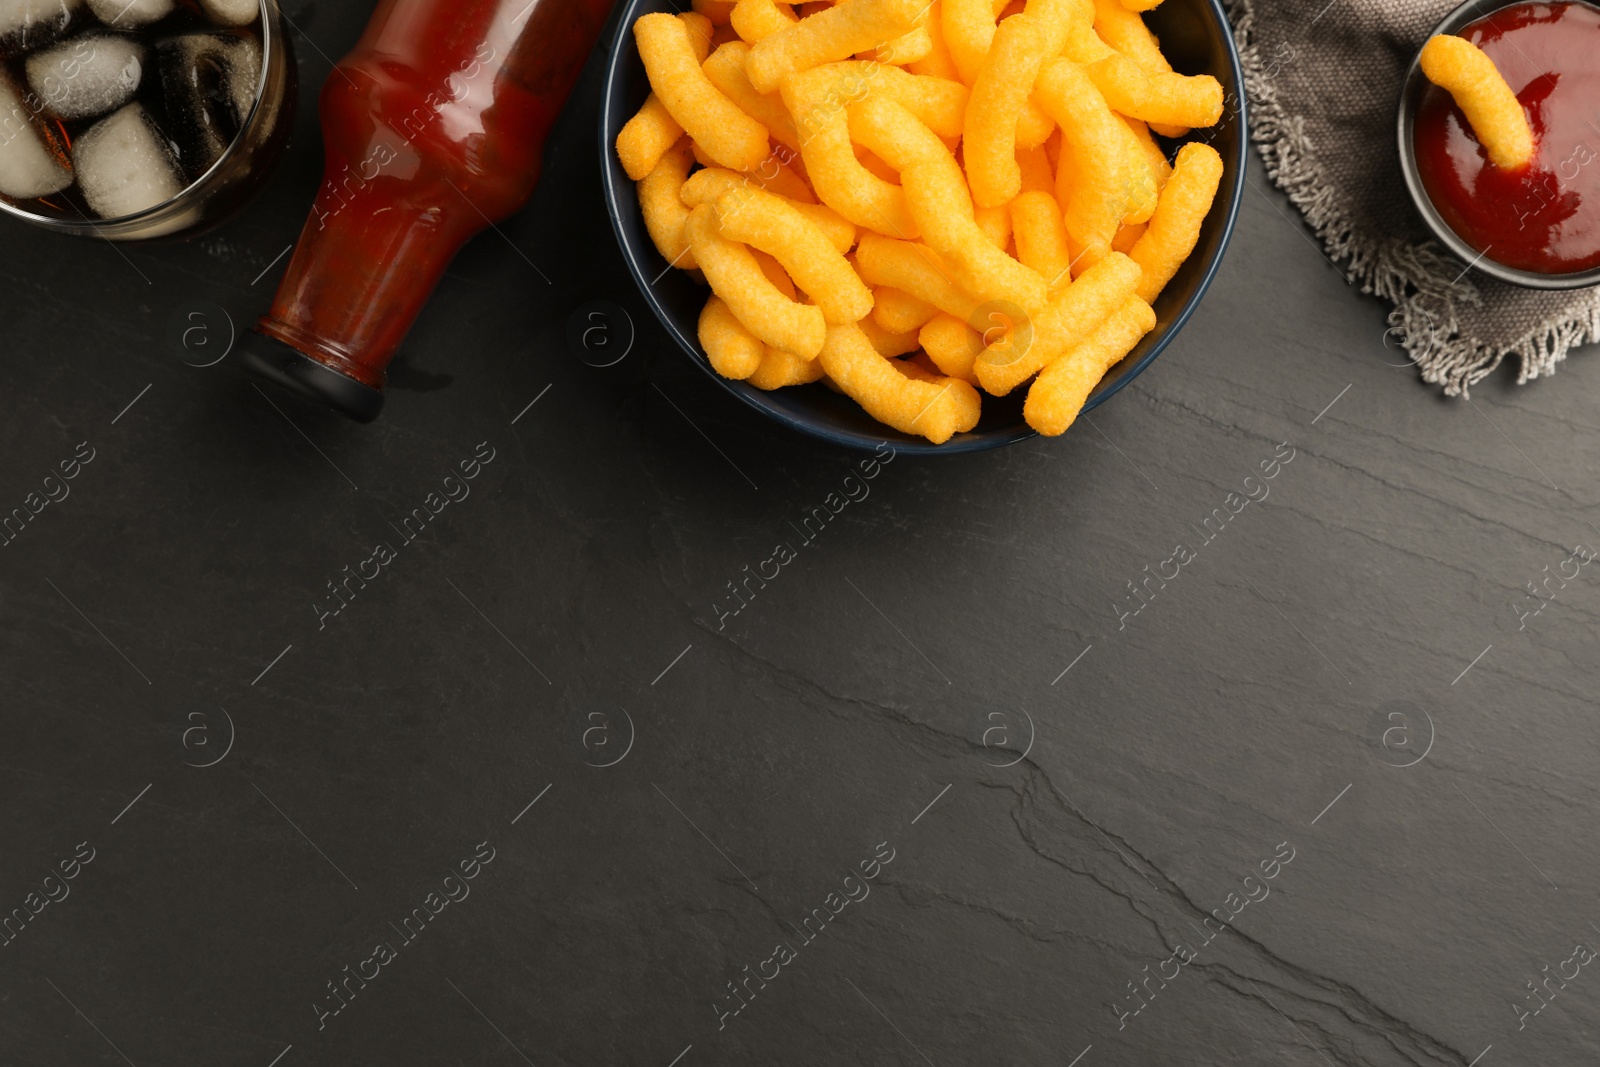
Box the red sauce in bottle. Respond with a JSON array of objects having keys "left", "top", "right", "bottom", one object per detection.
[
  {"left": 245, "top": 0, "right": 613, "bottom": 417},
  {"left": 1413, "top": 1, "right": 1600, "bottom": 275}
]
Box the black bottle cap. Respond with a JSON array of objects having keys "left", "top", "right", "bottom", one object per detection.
[{"left": 235, "top": 331, "right": 385, "bottom": 424}]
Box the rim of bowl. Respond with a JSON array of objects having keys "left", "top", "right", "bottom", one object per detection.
[
  {"left": 0, "top": 0, "right": 281, "bottom": 233},
  {"left": 601, "top": 0, "right": 1249, "bottom": 454},
  {"left": 1396, "top": 0, "right": 1600, "bottom": 290}
]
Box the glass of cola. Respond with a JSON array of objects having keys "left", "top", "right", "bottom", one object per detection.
[{"left": 0, "top": 0, "right": 293, "bottom": 239}]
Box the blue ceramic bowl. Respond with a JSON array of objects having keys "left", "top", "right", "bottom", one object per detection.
[{"left": 600, "top": 0, "right": 1247, "bottom": 453}]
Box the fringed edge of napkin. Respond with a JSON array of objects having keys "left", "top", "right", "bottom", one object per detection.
[{"left": 1226, "top": 0, "right": 1600, "bottom": 395}]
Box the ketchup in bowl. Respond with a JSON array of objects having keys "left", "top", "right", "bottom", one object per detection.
[{"left": 1414, "top": 1, "right": 1600, "bottom": 275}]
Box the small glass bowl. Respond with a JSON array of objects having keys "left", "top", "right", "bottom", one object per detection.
[
  {"left": 0, "top": 0, "right": 296, "bottom": 241},
  {"left": 1396, "top": 0, "right": 1600, "bottom": 290}
]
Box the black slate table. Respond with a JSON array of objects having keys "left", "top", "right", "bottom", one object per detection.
[{"left": 4, "top": 3, "right": 1599, "bottom": 1065}]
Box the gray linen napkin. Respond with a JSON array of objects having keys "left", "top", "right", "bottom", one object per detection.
[{"left": 1228, "top": 0, "right": 1600, "bottom": 394}]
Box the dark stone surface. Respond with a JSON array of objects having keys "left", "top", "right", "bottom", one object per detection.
[{"left": 3, "top": 2, "right": 1599, "bottom": 1066}]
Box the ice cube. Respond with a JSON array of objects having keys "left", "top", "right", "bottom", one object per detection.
[
  {"left": 197, "top": 0, "right": 255, "bottom": 27},
  {"left": 85, "top": 0, "right": 171, "bottom": 29},
  {"left": 25, "top": 32, "right": 143, "bottom": 121},
  {"left": 0, "top": 0, "right": 82, "bottom": 56},
  {"left": 156, "top": 30, "right": 259, "bottom": 179},
  {"left": 0, "top": 70, "right": 71, "bottom": 198},
  {"left": 73, "top": 102, "right": 183, "bottom": 217}
]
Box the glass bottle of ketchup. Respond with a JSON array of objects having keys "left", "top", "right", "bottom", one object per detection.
[{"left": 237, "top": 0, "right": 615, "bottom": 421}]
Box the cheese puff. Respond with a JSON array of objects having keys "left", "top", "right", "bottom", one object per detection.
[
  {"left": 635, "top": 14, "right": 770, "bottom": 171},
  {"left": 801, "top": 61, "right": 970, "bottom": 138},
  {"left": 873, "top": 285, "right": 939, "bottom": 332},
  {"left": 691, "top": 142, "right": 817, "bottom": 200},
  {"left": 711, "top": 23, "right": 741, "bottom": 45},
  {"left": 974, "top": 203, "right": 1011, "bottom": 249},
  {"left": 1122, "top": 115, "right": 1172, "bottom": 190},
  {"left": 858, "top": 315, "right": 923, "bottom": 355},
  {"left": 953, "top": 0, "right": 1094, "bottom": 182},
  {"left": 1129, "top": 141, "right": 1221, "bottom": 302},
  {"left": 703, "top": 42, "right": 802, "bottom": 151},
  {"left": 748, "top": 344, "right": 828, "bottom": 387},
  {"left": 1017, "top": 144, "right": 1054, "bottom": 194},
  {"left": 699, "top": 294, "right": 764, "bottom": 378},
  {"left": 1009, "top": 190, "right": 1073, "bottom": 296},
  {"left": 1092, "top": 0, "right": 1168, "bottom": 72},
  {"left": 1035, "top": 59, "right": 1157, "bottom": 261},
  {"left": 638, "top": 137, "right": 698, "bottom": 270},
  {"left": 1111, "top": 220, "right": 1144, "bottom": 252},
  {"left": 784, "top": 68, "right": 920, "bottom": 236},
  {"left": 681, "top": 11, "right": 716, "bottom": 60},
  {"left": 965, "top": 14, "right": 1054, "bottom": 207},
  {"left": 875, "top": 66, "right": 970, "bottom": 139},
  {"left": 694, "top": 0, "right": 738, "bottom": 25},
  {"left": 872, "top": 25, "right": 933, "bottom": 64},
  {"left": 1087, "top": 54, "right": 1223, "bottom": 130},
  {"left": 818, "top": 322, "right": 982, "bottom": 443},
  {"left": 681, "top": 166, "right": 743, "bottom": 206},
  {"left": 1024, "top": 295, "right": 1154, "bottom": 434},
  {"left": 680, "top": 163, "right": 821, "bottom": 221},
  {"left": 1091, "top": 0, "right": 1184, "bottom": 133},
  {"left": 746, "top": 0, "right": 927, "bottom": 93},
  {"left": 849, "top": 94, "right": 1047, "bottom": 309},
  {"left": 1056, "top": 0, "right": 1113, "bottom": 62},
  {"left": 731, "top": 0, "right": 798, "bottom": 42},
  {"left": 961, "top": 0, "right": 1093, "bottom": 195},
  {"left": 974, "top": 250, "right": 1139, "bottom": 395},
  {"left": 714, "top": 185, "right": 875, "bottom": 323},
  {"left": 1420, "top": 35, "right": 1534, "bottom": 171},
  {"left": 942, "top": 0, "right": 998, "bottom": 84},
  {"left": 941, "top": 0, "right": 1060, "bottom": 129},
  {"left": 856, "top": 233, "right": 985, "bottom": 320},
  {"left": 908, "top": 2, "right": 962, "bottom": 78},
  {"left": 616, "top": 94, "right": 684, "bottom": 181},
  {"left": 1117, "top": 0, "right": 1162, "bottom": 11},
  {"left": 918, "top": 312, "right": 983, "bottom": 382},
  {"left": 686, "top": 203, "right": 828, "bottom": 357}
]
